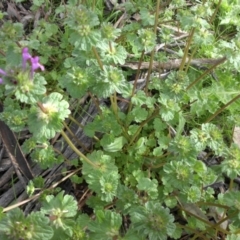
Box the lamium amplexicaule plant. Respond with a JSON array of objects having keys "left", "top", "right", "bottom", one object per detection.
[{"left": 0, "top": 0, "right": 240, "bottom": 239}]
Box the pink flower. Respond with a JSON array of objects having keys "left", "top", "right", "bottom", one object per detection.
[
  {"left": 0, "top": 69, "right": 7, "bottom": 76},
  {"left": 0, "top": 47, "right": 44, "bottom": 84},
  {"left": 22, "top": 47, "right": 32, "bottom": 69},
  {"left": 0, "top": 68, "right": 7, "bottom": 84},
  {"left": 30, "top": 56, "right": 45, "bottom": 78},
  {"left": 22, "top": 47, "right": 45, "bottom": 80}
]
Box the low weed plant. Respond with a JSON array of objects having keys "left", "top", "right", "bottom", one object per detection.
[{"left": 0, "top": 0, "right": 240, "bottom": 239}]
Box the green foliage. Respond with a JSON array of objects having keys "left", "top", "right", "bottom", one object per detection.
[
  {"left": 82, "top": 150, "right": 119, "bottom": 202},
  {"left": 41, "top": 192, "right": 78, "bottom": 236},
  {"left": 0, "top": 0, "right": 240, "bottom": 239},
  {"left": 88, "top": 210, "right": 122, "bottom": 239},
  {"left": 0, "top": 208, "right": 53, "bottom": 240},
  {"left": 28, "top": 92, "right": 70, "bottom": 140},
  {"left": 129, "top": 201, "right": 177, "bottom": 240}
]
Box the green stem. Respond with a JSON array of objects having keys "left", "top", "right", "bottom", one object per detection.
[
  {"left": 110, "top": 94, "right": 130, "bottom": 141},
  {"left": 88, "top": 91, "right": 102, "bottom": 116},
  {"left": 197, "top": 214, "right": 231, "bottom": 238},
  {"left": 144, "top": 0, "right": 160, "bottom": 92},
  {"left": 110, "top": 93, "right": 118, "bottom": 115},
  {"left": 184, "top": 46, "right": 198, "bottom": 73},
  {"left": 68, "top": 115, "right": 100, "bottom": 141},
  {"left": 197, "top": 201, "right": 229, "bottom": 210},
  {"left": 68, "top": 115, "right": 84, "bottom": 129},
  {"left": 186, "top": 57, "right": 226, "bottom": 90},
  {"left": 229, "top": 178, "right": 234, "bottom": 191},
  {"left": 128, "top": 50, "right": 145, "bottom": 114},
  {"left": 109, "top": 94, "right": 117, "bottom": 118},
  {"left": 176, "top": 223, "right": 211, "bottom": 240},
  {"left": 205, "top": 93, "right": 240, "bottom": 123},
  {"left": 63, "top": 122, "right": 90, "bottom": 152},
  {"left": 92, "top": 46, "right": 103, "bottom": 70},
  {"left": 129, "top": 108, "right": 159, "bottom": 146},
  {"left": 37, "top": 102, "right": 48, "bottom": 113},
  {"left": 61, "top": 130, "right": 98, "bottom": 168},
  {"left": 180, "top": 207, "right": 229, "bottom": 234},
  {"left": 209, "top": 0, "right": 222, "bottom": 24},
  {"left": 179, "top": 28, "right": 195, "bottom": 72}
]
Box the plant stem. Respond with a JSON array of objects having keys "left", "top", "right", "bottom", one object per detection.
[
  {"left": 37, "top": 102, "right": 48, "bottom": 113},
  {"left": 3, "top": 168, "right": 81, "bottom": 212},
  {"left": 129, "top": 108, "right": 159, "bottom": 146},
  {"left": 179, "top": 28, "right": 195, "bottom": 72},
  {"left": 68, "top": 115, "right": 100, "bottom": 141},
  {"left": 205, "top": 93, "right": 240, "bottom": 123},
  {"left": 110, "top": 92, "right": 118, "bottom": 115},
  {"left": 88, "top": 91, "right": 102, "bottom": 115},
  {"left": 63, "top": 121, "right": 90, "bottom": 152},
  {"left": 145, "top": 0, "right": 160, "bottom": 92},
  {"left": 209, "top": 0, "right": 222, "bottom": 24},
  {"left": 60, "top": 130, "right": 98, "bottom": 168},
  {"left": 128, "top": 50, "right": 145, "bottom": 114},
  {"left": 68, "top": 115, "right": 85, "bottom": 129},
  {"left": 110, "top": 93, "right": 130, "bottom": 141},
  {"left": 180, "top": 207, "right": 229, "bottom": 234},
  {"left": 92, "top": 46, "right": 103, "bottom": 70},
  {"left": 186, "top": 56, "right": 226, "bottom": 90}
]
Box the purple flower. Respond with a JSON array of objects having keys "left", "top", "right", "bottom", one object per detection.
[
  {"left": 22, "top": 47, "right": 32, "bottom": 69},
  {"left": 30, "top": 56, "right": 45, "bottom": 78},
  {"left": 22, "top": 47, "right": 45, "bottom": 80},
  {"left": 22, "top": 47, "right": 45, "bottom": 79},
  {"left": 0, "top": 69, "right": 7, "bottom": 76},
  {"left": 0, "top": 68, "right": 7, "bottom": 84},
  {"left": 0, "top": 47, "right": 44, "bottom": 84}
]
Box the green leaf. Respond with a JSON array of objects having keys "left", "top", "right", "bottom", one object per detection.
[
  {"left": 122, "top": 229, "right": 145, "bottom": 240},
  {"left": 71, "top": 214, "right": 90, "bottom": 240},
  {"left": 84, "top": 108, "right": 122, "bottom": 137},
  {"left": 41, "top": 192, "right": 78, "bottom": 237},
  {"left": 131, "top": 90, "right": 156, "bottom": 108},
  {"left": 41, "top": 192, "right": 78, "bottom": 218},
  {"left": 226, "top": 234, "right": 240, "bottom": 240},
  {"left": 221, "top": 145, "right": 240, "bottom": 179},
  {"left": 0, "top": 97, "right": 28, "bottom": 132},
  {"left": 137, "top": 177, "right": 158, "bottom": 199},
  {"left": 0, "top": 208, "right": 53, "bottom": 240},
  {"left": 116, "top": 184, "right": 139, "bottom": 214},
  {"left": 140, "top": 8, "right": 155, "bottom": 26},
  {"left": 221, "top": 191, "right": 240, "bottom": 212},
  {"left": 88, "top": 210, "right": 122, "bottom": 240},
  {"left": 131, "top": 106, "right": 149, "bottom": 123},
  {"left": 153, "top": 118, "right": 167, "bottom": 132},
  {"left": 29, "top": 212, "right": 54, "bottom": 240},
  {"left": 102, "top": 136, "right": 127, "bottom": 152},
  {"left": 99, "top": 172, "right": 119, "bottom": 202},
  {"left": 186, "top": 186, "right": 202, "bottom": 203},
  {"left": 31, "top": 145, "right": 61, "bottom": 169},
  {"left": 13, "top": 74, "right": 47, "bottom": 104},
  {"left": 59, "top": 66, "right": 95, "bottom": 98},
  {"left": 97, "top": 41, "right": 127, "bottom": 65},
  {"left": 92, "top": 66, "right": 129, "bottom": 97},
  {"left": 129, "top": 201, "right": 176, "bottom": 240},
  {"left": 82, "top": 150, "right": 119, "bottom": 202},
  {"left": 28, "top": 92, "right": 70, "bottom": 140},
  {"left": 6, "top": 46, "right": 21, "bottom": 66},
  {"left": 162, "top": 160, "right": 194, "bottom": 193},
  {"left": 153, "top": 146, "right": 163, "bottom": 156}
]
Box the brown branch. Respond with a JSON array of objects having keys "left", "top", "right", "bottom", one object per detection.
[{"left": 122, "top": 57, "right": 227, "bottom": 71}]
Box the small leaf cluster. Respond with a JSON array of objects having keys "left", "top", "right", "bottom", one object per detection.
[{"left": 0, "top": 0, "right": 240, "bottom": 239}]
